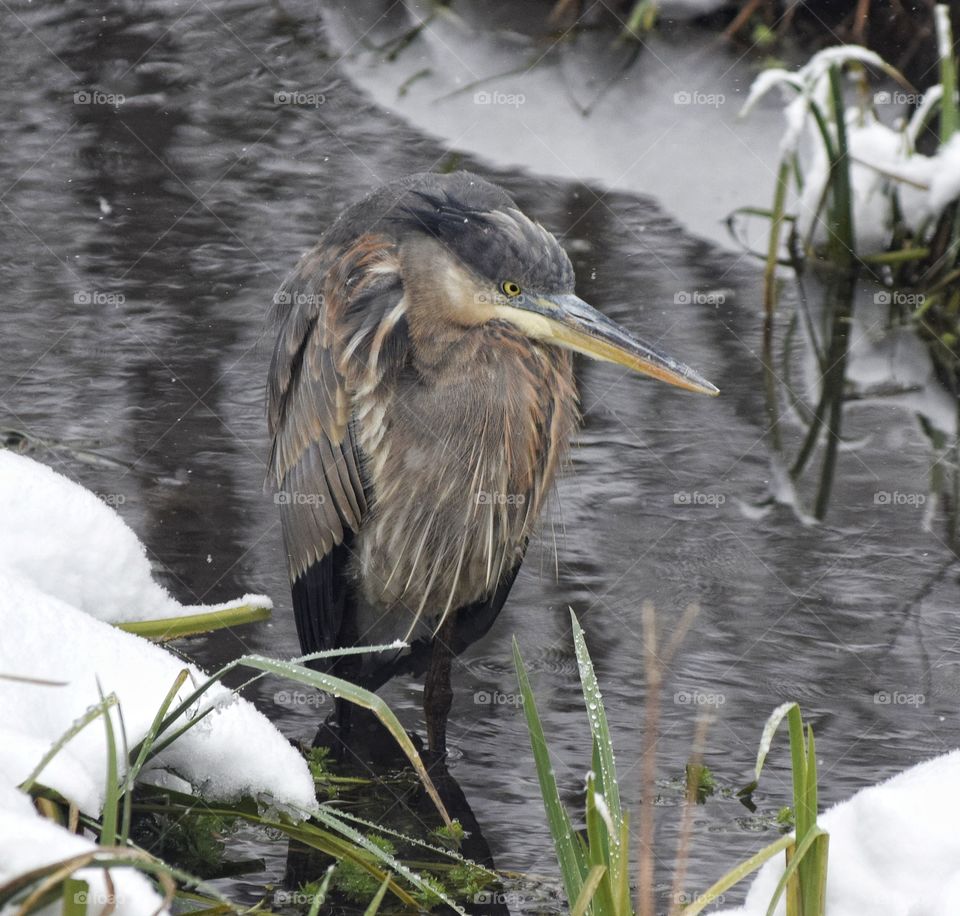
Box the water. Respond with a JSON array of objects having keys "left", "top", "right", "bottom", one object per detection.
[{"left": 3, "top": 1, "right": 959, "bottom": 911}]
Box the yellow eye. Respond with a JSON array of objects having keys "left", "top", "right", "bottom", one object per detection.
[{"left": 501, "top": 280, "right": 522, "bottom": 297}]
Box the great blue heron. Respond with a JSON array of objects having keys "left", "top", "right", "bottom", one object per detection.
[{"left": 268, "top": 171, "right": 717, "bottom": 755}]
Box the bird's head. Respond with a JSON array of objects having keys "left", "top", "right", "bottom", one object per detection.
[{"left": 389, "top": 171, "right": 718, "bottom": 396}]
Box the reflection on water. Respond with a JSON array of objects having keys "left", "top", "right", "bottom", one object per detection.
[{"left": 3, "top": 0, "right": 960, "bottom": 911}]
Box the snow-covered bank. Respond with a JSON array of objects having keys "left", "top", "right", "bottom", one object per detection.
[
  {"left": 0, "top": 783, "right": 167, "bottom": 916},
  {"left": 0, "top": 452, "right": 316, "bottom": 910},
  {"left": 0, "top": 449, "right": 271, "bottom": 624},
  {"left": 0, "top": 567, "right": 315, "bottom": 815},
  {"left": 714, "top": 750, "right": 960, "bottom": 915}
]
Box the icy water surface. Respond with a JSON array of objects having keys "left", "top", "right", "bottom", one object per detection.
[{"left": 3, "top": 0, "right": 960, "bottom": 911}]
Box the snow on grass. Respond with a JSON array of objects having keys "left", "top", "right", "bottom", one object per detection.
[
  {"left": 742, "top": 48, "right": 960, "bottom": 255},
  {"left": 740, "top": 45, "right": 886, "bottom": 157},
  {"left": 0, "top": 452, "right": 321, "bottom": 910},
  {"left": 713, "top": 749, "right": 960, "bottom": 916},
  {"left": 0, "top": 566, "right": 316, "bottom": 817},
  {"left": 0, "top": 784, "right": 168, "bottom": 916},
  {"left": 796, "top": 114, "right": 936, "bottom": 253},
  {"left": 0, "top": 450, "right": 271, "bottom": 624}
]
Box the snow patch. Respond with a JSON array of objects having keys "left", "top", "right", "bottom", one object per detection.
[
  {"left": 0, "top": 450, "right": 271, "bottom": 623},
  {"left": 0, "top": 783, "right": 167, "bottom": 916},
  {"left": 713, "top": 750, "right": 960, "bottom": 915},
  {"left": 0, "top": 567, "right": 316, "bottom": 815}
]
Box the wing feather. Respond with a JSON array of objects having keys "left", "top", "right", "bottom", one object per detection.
[{"left": 268, "top": 233, "right": 406, "bottom": 653}]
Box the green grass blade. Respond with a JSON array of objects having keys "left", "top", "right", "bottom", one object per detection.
[
  {"left": 149, "top": 643, "right": 404, "bottom": 747},
  {"left": 571, "top": 611, "right": 622, "bottom": 826},
  {"left": 860, "top": 248, "right": 931, "bottom": 264},
  {"left": 799, "top": 725, "right": 822, "bottom": 913},
  {"left": 571, "top": 865, "right": 608, "bottom": 916},
  {"left": 584, "top": 773, "right": 617, "bottom": 916},
  {"left": 937, "top": 4, "right": 957, "bottom": 143},
  {"left": 764, "top": 160, "right": 791, "bottom": 316},
  {"left": 236, "top": 655, "right": 451, "bottom": 826},
  {"left": 572, "top": 610, "right": 624, "bottom": 898},
  {"left": 681, "top": 834, "right": 793, "bottom": 916},
  {"left": 803, "top": 724, "right": 818, "bottom": 833},
  {"left": 763, "top": 827, "right": 828, "bottom": 916},
  {"left": 143, "top": 705, "right": 217, "bottom": 760},
  {"left": 95, "top": 681, "right": 119, "bottom": 847},
  {"left": 787, "top": 707, "right": 809, "bottom": 840},
  {"left": 20, "top": 694, "right": 117, "bottom": 796},
  {"left": 115, "top": 603, "right": 271, "bottom": 640},
  {"left": 332, "top": 809, "right": 497, "bottom": 879},
  {"left": 616, "top": 814, "right": 630, "bottom": 914},
  {"left": 363, "top": 873, "right": 392, "bottom": 916},
  {"left": 513, "top": 636, "right": 585, "bottom": 908},
  {"left": 312, "top": 807, "right": 460, "bottom": 912},
  {"left": 123, "top": 668, "right": 190, "bottom": 839},
  {"left": 308, "top": 865, "right": 335, "bottom": 916},
  {"left": 590, "top": 740, "right": 613, "bottom": 872},
  {"left": 826, "top": 65, "right": 855, "bottom": 264},
  {"left": 61, "top": 878, "right": 87, "bottom": 916}
]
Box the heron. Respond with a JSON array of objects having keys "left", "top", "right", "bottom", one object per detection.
[{"left": 267, "top": 171, "right": 717, "bottom": 756}]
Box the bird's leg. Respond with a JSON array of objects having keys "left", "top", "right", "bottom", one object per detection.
[{"left": 424, "top": 614, "right": 457, "bottom": 757}]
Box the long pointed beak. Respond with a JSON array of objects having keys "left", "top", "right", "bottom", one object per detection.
[{"left": 494, "top": 293, "right": 719, "bottom": 396}]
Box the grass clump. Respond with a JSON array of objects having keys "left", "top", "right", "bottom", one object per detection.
[
  {"left": 515, "top": 608, "right": 828, "bottom": 916},
  {"left": 729, "top": 4, "right": 960, "bottom": 523},
  {"left": 4, "top": 642, "right": 497, "bottom": 915}
]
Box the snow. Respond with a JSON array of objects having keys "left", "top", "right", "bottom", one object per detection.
[
  {"left": 713, "top": 749, "right": 960, "bottom": 916},
  {"left": 0, "top": 450, "right": 271, "bottom": 623},
  {"left": 935, "top": 5, "right": 953, "bottom": 62},
  {"left": 795, "top": 114, "right": 934, "bottom": 253},
  {"left": 743, "top": 50, "right": 960, "bottom": 255},
  {"left": 0, "top": 566, "right": 316, "bottom": 816},
  {"left": 0, "top": 784, "right": 167, "bottom": 916},
  {"left": 0, "top": 452, "right": 319, "bottom": 910},
  {"left": 741, "top": 45, "right": 885, "bottom": 157}
]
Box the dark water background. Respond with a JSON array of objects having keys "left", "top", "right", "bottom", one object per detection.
[{"left": 2, "top": 0, "right": 959, "bottom": 911}]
